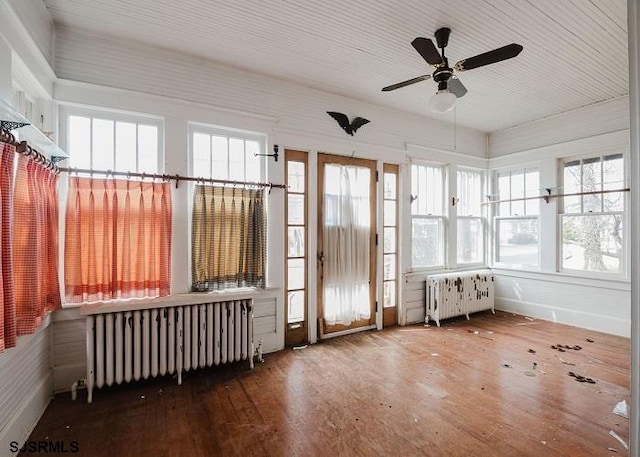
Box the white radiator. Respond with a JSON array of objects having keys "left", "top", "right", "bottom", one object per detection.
[
  {"left": 85, "top": 299, "right": 255, "bottom": 403},
  {"left": 426, "top": 269, "right": 495, "bottom": 326}
]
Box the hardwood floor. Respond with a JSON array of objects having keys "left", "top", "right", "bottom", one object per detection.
[{"left": 25, "top": 311, "right": 630, "bottom": 456}]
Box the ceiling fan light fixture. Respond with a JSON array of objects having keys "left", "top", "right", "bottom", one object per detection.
[{"left": 429, "top": 89, "right": 456, "bottom": 113}]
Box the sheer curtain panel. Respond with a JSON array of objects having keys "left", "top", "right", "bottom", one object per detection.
[
  {"left": 13, "top": 155, "right": 62, "bottom": 334},
  {"left": 192, "top": 185, "right": 266, "bottom": 291},
  {"left": 323, "top": 164, "right": 371, "bottom": 325},
  {"left": 65, "top": 177, "right": 172, "bottom": 303},
  {"left": 0, "top": 142, "right": 16, "bottom": 351}
]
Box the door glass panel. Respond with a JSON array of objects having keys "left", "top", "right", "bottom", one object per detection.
[
  {"left": 383, "top": 281, "right": 396, "bottom": 308},
  {"left": 288, "top": 227, "right": 305, "bottom": 257},
  {"left": 288, "top": 258, "right": 305, "bottom": 290},
  {"left": 288, "top": 195, "right": 305, "bottom": 225},
  {"left": 288, "top": 291, "right": 305, "bottom": 323}
]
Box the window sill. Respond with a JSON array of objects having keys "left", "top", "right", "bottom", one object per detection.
[{"left": 77, "top": 288, "right": 280, "bottom": 316}]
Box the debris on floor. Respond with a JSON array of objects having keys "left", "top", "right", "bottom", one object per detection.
[
  {"left": 607, "top": 447, "right": 618, "bottom": 453},
  {"left": 430, "top": 353, "right": 439, "bottom": 357},
  {"left": 501, "top": 363, "right": 512, "bottom": 369},
  {"left": 609, "top": 430, "right": 629, "bottom": 450},
  {"left": 293, "top": 345, "right": 308, "bottom": 350},
  {"left": 528, "top": 349, "right": 536, "bottom": 354},
  {"left": 586, "top": 338, "right": 595, "bottom": 343},
  {"left": 567, "top": 372, "right": 596, "bottom": 383},
  {"left": 559, "top": 358, "right": 576, "bottom": 366},
  {"left": 612, "top": 400, "right": 629, "bottom": 419},
  {"left": 523, "top": 370, "right": 536, "bottom": 377},
  {"left": 551, "top": 344, "right": 582, "bottom": 352},
  {"left": 524, "top": 317, "right": 535, "bottom": 321}
]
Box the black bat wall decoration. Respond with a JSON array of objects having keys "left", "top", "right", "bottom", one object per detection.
[{"left": 326, "top": 111, "right": 370, "bottom": 136}]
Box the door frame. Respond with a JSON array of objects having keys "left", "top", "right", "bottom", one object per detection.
[{"left": 317, "top": 153, "right": 377, "bottom": 338}]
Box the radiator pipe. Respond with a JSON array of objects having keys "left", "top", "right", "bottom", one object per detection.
[{"left": 71, "top": 379, "right": 86, "bottom": 401}]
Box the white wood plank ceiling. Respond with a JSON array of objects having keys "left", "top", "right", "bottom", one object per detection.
[{"left": 43, "top": 0, "right": 628, "bottom": 133}]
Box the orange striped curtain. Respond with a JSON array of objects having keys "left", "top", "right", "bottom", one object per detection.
[
  {"left": 13, "top": 154, "right": 62, "bottom": 335},
  {"left": 0, "top": 142, "right": 16, "bottom": 352},
  {"left": 64, "top": 177, "right": 172, "bottom": 303}
]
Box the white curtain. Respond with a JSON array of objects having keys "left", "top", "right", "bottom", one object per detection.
[{"left": 323, "top": 164, "right": 371, "bottom": 325}]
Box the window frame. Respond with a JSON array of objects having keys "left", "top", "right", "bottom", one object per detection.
[
  {"left": 456, "top": 166, "right": 486, "bottom": 267},
  {"left": 188, "top": 122, "right": 266, "bottom": 183},
  {"left": 558, "top": 151, "right": 627, "bottom": 278},
  {"left": 59, "top": 105, "right": 164, "bottom": 173},
  {"left": 410, "top": 160, "right": 447, "bottom": 271},
  {"left": 491, "top": 166, "right": 541, "bottom": 270}
]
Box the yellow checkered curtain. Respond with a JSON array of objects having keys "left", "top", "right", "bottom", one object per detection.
[{"left": 192, "top": 185, "right": 266, "bottom": 291}]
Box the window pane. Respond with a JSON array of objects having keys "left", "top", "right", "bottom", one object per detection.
[
  {"left": 138, "top": 125, "right": 158, "bottom": 173},
  {"left": 92, "top": 118, "right": 114, "bottom": 170},
  {"left": 497, "top": 172, "right": 510, "bottom": 216},
  {"left": 193, "top": 133, "right": 211, "bottom": 179},
  {"left": 115, "top": 122, "right": 136, "bottom": 173},
  {"left": 411, "top": 164, "right": 443, "bottom": 216},
  {"left": 288, "top": 161, "right": 305, "bottom": 192},
  {"left": 411, "top": 218, "right": 443, "bottom": 268},
  {"left": 603, "top": 154, "right": 624, "bottom": 212},
  {"left": 564, "top": 160, "right": 581, "bottom": 213},
  {"left": 457, "top": 169, "right": 482, "bottom": 216},
  {"left": 211, "top": 135, "right": 228, "bottom": 180},
  {"left": 288, "top": 194, "right": 305, "bottom": 225},
  {"left": 561, "top": 214, "right": 622, "bottom": 274},
  {"left": 69, "top": 115, "right": 91, "bottom": 169},
  {"left": 287, "top": 258, "right": 305, "bottom": 290},
  {"left": 384, "top": 200, "right": 396, "bottom": 226},
  {"left": 457, "top": 218, "right": 483, "bottom": 264},
  {"left": 525, "top": 169, "right": 539, "bottom": 215},
  {"left": 383, "top": 227, "right": 396, "bottom": 253},
  {"left": 245, "top": 140, "right": 261, "bottom": 182},
  {"left": 288, "top": 227, "right": 305, "bottom": 257},
  {"left": 383, "top": 254, "right": 396, "bottom": 280},
  {"left": 384, "top": 172, "right": 396, "bottom": 199},
  {"left": 228, "top": 138, "right": 245, "bottom": 181},
  {"left": 496, "top": 218, "right": 539, "bottom": 268},
  {"left": 582, "top": 157, "right": 602, "bottom": 212},
  {"left": 510, "top": 170, "right": 525, "bottom": 215},
  {"left": 287, "top": 290, "right": 305, "bottom": 323},
  {"left": 383, "top": 281, "right": 396, "bottom": 308}
]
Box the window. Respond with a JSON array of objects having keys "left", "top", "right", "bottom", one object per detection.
[
  {"left": 457, "top": 167, "right": 484, "bottom": 265},
  {"left": 383, "top": 164, "right": 399, "bottom": 326},
  {"left": 493, "top": 168, "right": 539, "bottom": 269},
  {"left": 64, "top": 108, "right": 162, "bottom": 173},
  {"left": 62, "top": 107, "right": 170, "bottom": 303},
  {"left": 190, "top": 124, "right": 267, "bottom": 291},
  {"left": 190, "top": 125, "right": 264, "bottom": 182},
  {"left": 285, "top": 150, "right": 308, "bottom": 337},
  {"left": 411, "top": 162, "right": 445, "bottom": 269},
  {"left": 560, "top": 153, "right": 624, "bottom": 275}
]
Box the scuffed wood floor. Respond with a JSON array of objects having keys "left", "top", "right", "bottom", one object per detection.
[{"left": 25, "top": 311, "right": 630, "bottom": 456}]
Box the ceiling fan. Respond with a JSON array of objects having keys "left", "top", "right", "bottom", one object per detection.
[{"left": 382, "top": 28, "right": 523, "bottom": 113}]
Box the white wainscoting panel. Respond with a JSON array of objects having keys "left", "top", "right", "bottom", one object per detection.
[
  {"left": 0, "top": 321, "right": 53, "bottom": 451},
  {"left": 494, "top": 270, "right": 630, "bottom": 337}
]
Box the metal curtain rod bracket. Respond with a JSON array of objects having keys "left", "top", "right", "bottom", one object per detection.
[{"left": 254, "top": 144, "right": 279, "bottom": 162}]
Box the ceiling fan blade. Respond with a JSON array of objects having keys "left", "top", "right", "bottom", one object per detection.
[
  {"left": 411, "top": 38, "right": 443, "bottom": 66},
  {"left": 381, "top": 75, "right": 431, "bottom": 92},
  {"left": 447, "top": 76, "right": 467, "bottom": 98},
  {"left": 454, "top": 43, "right": 523, "bottom": 72}
]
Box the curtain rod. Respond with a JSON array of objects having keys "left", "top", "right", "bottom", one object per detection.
[
  {"left": 482, "top": 187, "right": 630, "bottom": 205},
  {"left": 58, "top": 167, "right": 287, "bottom": 190},
  {"left": 0, "top": 127, "right": 60, "bottom": 173}
]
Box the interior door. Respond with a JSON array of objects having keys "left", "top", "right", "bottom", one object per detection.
[{"left": 317, "top": 153, "right": 377, "bottom": 337}]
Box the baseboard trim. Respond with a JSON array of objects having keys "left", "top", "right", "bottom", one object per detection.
[
  {"left": 0, "top": 372, "right": 52, "bottom": 452},
  {"left": 495, "top": 297, "right": 630, "bottom": 337}
]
